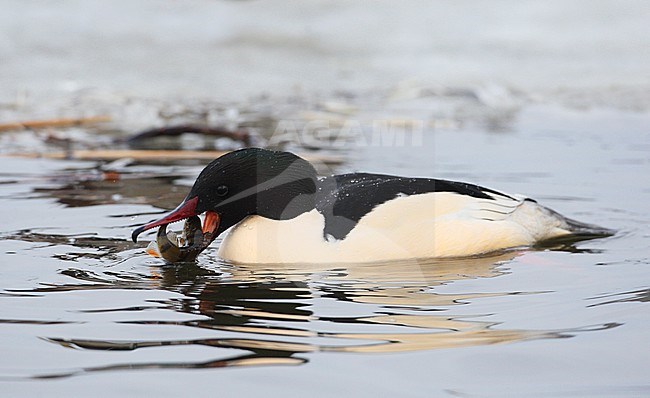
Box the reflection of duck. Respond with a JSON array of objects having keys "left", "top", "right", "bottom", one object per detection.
[
  {"left": 132, "top": 148, "right": 612, "bottom": 263},
  {"left": 147, "top": 254, "right": 515, "bottom": 354},
  {"left": 154, "top": 252, "right": 514, "bottom": 332},
  {"left": 146, "top": 253, "right": 613, "bottom": 356},
  {"left": 227, "top": 250, "right": 515, "bottom": 285},
  {"left": 37, "top": 252, "right": 617, "bottom": 377}
]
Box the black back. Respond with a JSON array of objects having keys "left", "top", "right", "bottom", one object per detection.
[{"left": 315, "top": 173, "right": 515, "bottom": 240}]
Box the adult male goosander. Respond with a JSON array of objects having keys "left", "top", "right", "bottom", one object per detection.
[{"left": 132, "top": 148, "right": 611, "bottom": 263}]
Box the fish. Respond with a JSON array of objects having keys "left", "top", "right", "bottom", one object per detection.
[{"left": 145, "top": 216, "right": 214, "bottom": 263}]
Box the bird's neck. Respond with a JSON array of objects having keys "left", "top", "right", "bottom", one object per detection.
[{"left": 254, "top": 187, "right": 316, "bottom": 221}]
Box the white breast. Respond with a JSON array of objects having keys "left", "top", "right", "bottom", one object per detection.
[{"left": 216, "top": 192, "right": 572, "bottom": 263}]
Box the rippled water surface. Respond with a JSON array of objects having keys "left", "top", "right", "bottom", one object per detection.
[
  {"left": 2, "top": 1, "right": 650, "bottom": 396},
  {"left": 1, "top": 105, "right": 648, "bottom": 397}
]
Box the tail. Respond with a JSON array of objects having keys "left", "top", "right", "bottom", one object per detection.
[
  {"left": 560, "top": 215, "right": 615, "bottom": 237},
  {"left": 539, "top": 204, "right": 615, "bottom": 243}
]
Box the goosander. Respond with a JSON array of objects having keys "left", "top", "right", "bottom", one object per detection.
[{"left": 132, "top": 148, "right": 611, "bottom": 263}]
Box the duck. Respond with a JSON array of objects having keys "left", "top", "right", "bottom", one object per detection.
[{"left": 132, "top": 147, "right": 612, "bottom": 263}]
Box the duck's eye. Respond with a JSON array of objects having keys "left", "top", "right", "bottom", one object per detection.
[{"left": 216, "top": 185, "right": 229, "bottom": 197}]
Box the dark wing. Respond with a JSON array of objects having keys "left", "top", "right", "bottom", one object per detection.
[{"left": 315, "top": 173, "right": 517, "bottom": 240}]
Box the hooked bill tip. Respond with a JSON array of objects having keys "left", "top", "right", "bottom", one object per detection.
[
  {"left": 130, "top": 196, "right": 200, "bottom": 244},
  {"left": 132, "top": 226, "right": 145, "bottom": 243}
]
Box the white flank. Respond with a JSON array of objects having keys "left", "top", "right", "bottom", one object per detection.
[{"left": 217, "top": 192, "right": 573, "bottom": 263}]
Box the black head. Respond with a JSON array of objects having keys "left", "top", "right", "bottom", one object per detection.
[{"left": 132, "top": 148, "right": 318, "bottom": 243}]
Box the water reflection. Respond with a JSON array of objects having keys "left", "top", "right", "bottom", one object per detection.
[
  {"left": 30, "top": 172, "right": 188, "bottom": 210},
  {"left": 0, "top": 161, "right": 625, "bottom": 379},
  {"left": 32, "top": 349, "right": 304, "bottom": 380},
  {"left": 587, "top": 288, "right": 650, "bottom": 307},
  {"left": 1, "top": 245, "right": 619, "bottom": 379}
]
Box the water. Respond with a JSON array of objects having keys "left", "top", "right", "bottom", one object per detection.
[
  {"left": 0, "top": 104, "right": 648, "bottom": 397},
  {"left": 1, "top": 1, "right": 650, "bottom": 397}
]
